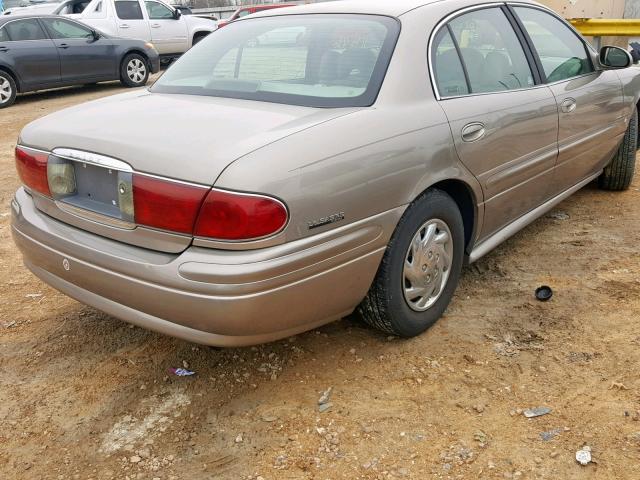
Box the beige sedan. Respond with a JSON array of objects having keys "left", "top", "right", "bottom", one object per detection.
[{"left": 11, "top": 0, "right": 640, "bottom": 346}]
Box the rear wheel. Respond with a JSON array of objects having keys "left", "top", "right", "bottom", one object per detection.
[
  {"left": 598, "top": 106, "right": 637, "bottom": 191},
  {"left": 120, "top": 54, "right": 149, "bottom": 88},
  {"left": 358, "top": 189, "right": 465, "bottom": 337},
  {"left": 0, "top": 71, "right": 17, "bottom": 109}
]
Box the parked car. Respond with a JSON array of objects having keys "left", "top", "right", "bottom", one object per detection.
[
  {"left": 0, "top": 15, "right": 159, "bottom": 107},
  {"left": 172, "top": 5, "right": 217, "bottom": 22},
  {"left": 52, "top": 0, "right": 91, "bottom": 16},
  {"left": 2, "top": 0, "right": 61, "bottom": 16},
  {"left": 216, "top": 3, "right": 294, "bottom": 28},
  {"left": 11, "top": 0, "right": 640, "bottom": 346},
  {"left": 73, "top": 0, "right": 215, "bottom": 59},
  {"left": 7, "top": 0, "right": 96, "bottom": 18}
]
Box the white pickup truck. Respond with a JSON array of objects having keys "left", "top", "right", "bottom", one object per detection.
[{"left": 73, "top": 0, "right": 215, "bottom": 57}]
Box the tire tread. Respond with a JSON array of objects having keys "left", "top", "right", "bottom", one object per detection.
[
  {"left": 358, "top": 189, "right": 463, "bottom": 336},
  {"left": 599, "top": 107, "right": 638, "bottom": 191}
]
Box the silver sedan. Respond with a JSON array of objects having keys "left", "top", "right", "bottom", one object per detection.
[{"left": 11, "top": 0, "right": 640, "bottom": 346}]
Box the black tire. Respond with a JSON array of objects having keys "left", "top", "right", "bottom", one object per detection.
[
  {"left": 0, "top": 70, "right": 17, "bottom": 109},
  {"left": 598, "top": 106, "right": 638, "bottom": 191},
  {"left": 120, "top": 53, "right": 149, "bottom": 88},
  {"left": 358, "top": 189, "right": 465, "bottom": 337}
]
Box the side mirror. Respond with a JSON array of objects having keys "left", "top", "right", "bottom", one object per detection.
[
  {"left": 599, "top": 45, "right": 632, "bottom": 69},
  {"left": 173, "top": 8, "right": 182, "bottom": 20},
  {"left": 91, "top": 30, "right": 100, "bottom": 41}
]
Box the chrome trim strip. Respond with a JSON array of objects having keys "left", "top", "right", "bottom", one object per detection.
[
  {"left": 17, "top": 145, "right": 49, "bottom": 155},
  {"left": 468, "top": 172, "right": 600, "bottom": 263},
  {"left": 428, "top": 2, "right": 508, "bottom": 101},
  {"left": 52, "top": 148, "right": 134, "bottom": 172},
  {"left": 135, "top": 171, "right": 210, "bottom": 189},
  {"left": 55, "top": 201, "right": 136, "bottom": 230}
]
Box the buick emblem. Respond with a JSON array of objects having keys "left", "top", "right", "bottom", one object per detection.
[{"left": 62, "top": 258, "right": 70, "bottom": 271}]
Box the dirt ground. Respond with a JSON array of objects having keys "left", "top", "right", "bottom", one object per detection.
[{"left": 1, "top": 80, "right": 640, "bottom": 480}]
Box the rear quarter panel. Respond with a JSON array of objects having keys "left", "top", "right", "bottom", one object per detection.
[{"left": 214, "top": 2, "right": 484, "bottom": 245}]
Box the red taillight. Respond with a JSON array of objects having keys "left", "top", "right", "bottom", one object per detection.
[
  {"left": 15, "top": 146, "right": 51, "bottom": 197},
  {"left": 14, "top": 146, "right": 288, "bottom": 241},
  {"left": 194, "top": 189, "right": 288, "bottom": 240},
  {"left": 133, "top": 174, "right": 208, "bottom": 234}
]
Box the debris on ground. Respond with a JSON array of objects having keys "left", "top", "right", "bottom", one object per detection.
[
  {"left": 169, "top": 368, "right": 196, "bottom": 377},
  {"left": 319, "top": 402, "right": 333, "bottom": 413},
  {"left": 523, "top": 407, "right": 552, "bottom": 418},
  {"left": 576, "top": 446, "right": 592, "bottom": 465},
  {"left": 540, "top": 428, "right": 561, "bottom": 441},
  {"left": 609, "top": 381, "right": 629, "bottom": 390},
  {"left": 492, "top": 334, "right": 521, "bottom": 356},
  {"left": 473, "top": 430, "right": 488, "bottom": 446},
  {"left": 535, "top": 286, "right": 553, "bottom": 302},
  {"left": 318, "top": 387, "right": 333, "bottom": 405},
  {"left": 548, "top": 211, "right": 570, "bottom": 220}
]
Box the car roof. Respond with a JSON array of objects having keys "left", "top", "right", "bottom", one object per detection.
[
  {"left": 0, "top": 14, "right": 87, "bottom": 26},
  {"left": 245, "top": 4, "right": 294, "bottom": 9},
  {"left": 249, "top": 0, "right": 541, "bottom": 18}
]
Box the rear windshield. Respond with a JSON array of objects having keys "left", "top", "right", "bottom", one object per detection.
[{"left": 151, "top": 14, "right": 400, "bottom": 108}]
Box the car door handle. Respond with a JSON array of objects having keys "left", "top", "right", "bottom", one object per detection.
[
  {"left": 120, "top": 24, "right": 130, "bottom": 28},
  {"left": 151, "top": 23, "right": 161, "bottom": 28},
  {"left": 461, "top": 122, "right": 486, "bottom": 142},
  {"left": 59, "top": 43, "right": 69, "bottom": 49},
  {"left": 0, "top": 46, "right": 8, "bottom": 52},
  {"left": 561, "top": 98, "right": 577, "bottom": 113}
]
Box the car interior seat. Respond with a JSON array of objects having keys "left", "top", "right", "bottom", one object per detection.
[
  {"left": 318, "top": 49, "right": 341, "bottom": 84},
  {"left": 435, "top": 48, "right": 469, "bottom": 96},
  {"left": 483, "top": 51, "right": 512, "bottom": 90},
  {"left": 337, "top": 48, "right": 377, "bottom": 87}
]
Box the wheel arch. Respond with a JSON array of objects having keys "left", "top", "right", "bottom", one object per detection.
[
  {"left": 192, "top": 30, "right": 211, "bottom": 45},
  {"left": 416, "top": 178, "right": 480, "bottom": 255},
  {"left": 0, "top": 65, "right": 21, "bottom": 93},
  {"left": 121, "top": 49, "right": 150, "bottom": 69}
]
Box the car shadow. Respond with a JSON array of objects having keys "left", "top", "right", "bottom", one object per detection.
[
  {"left": 14, "top": 68, "right": 166, "bottom": 108},
  {"left": 15, "top": 81, "right": 143, "bottom": 107}
]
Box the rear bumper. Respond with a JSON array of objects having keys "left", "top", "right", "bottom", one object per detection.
[{"left": 11, "top": 188, "right": 401, "bottom": 346}]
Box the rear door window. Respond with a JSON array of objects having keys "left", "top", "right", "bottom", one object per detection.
[
  {"left": 115, "top": 0, "right": 144, "bottom": 20},
  {"left": 447, "top": 8, "right": 534, "bottom": 94},
  {"left": 432, "top": 7, "right": 535, "bottom": 97},
  {"left": 432, "top": 27, "right": 469, "bottom": 97},
  {"left": 5, "top": 19, "right": 48, "bottom": 41},
  {"left": 513, "top": 7, "right": 593, "bottom": 82}
]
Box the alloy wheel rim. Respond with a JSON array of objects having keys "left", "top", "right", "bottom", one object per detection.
[
  {"left": 127, "top": 59, "right": 146, "bottom": 84},
  {"left": 402, "top": 218, "right": 453, "bottom": 312},
  {"left": 0, "top": 76, "right": 11, "bottom": 104}
]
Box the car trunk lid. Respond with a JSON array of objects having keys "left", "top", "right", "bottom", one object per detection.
[{"left": 19, "top": 90, "right": 359, "bottom": 252}]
